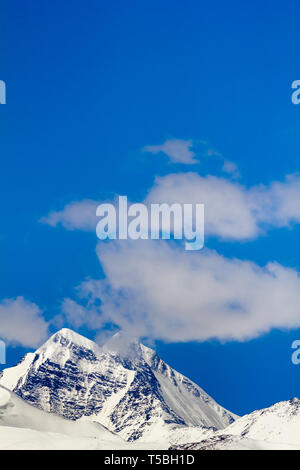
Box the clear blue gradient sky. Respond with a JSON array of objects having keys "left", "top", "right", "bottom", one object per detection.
[{"left": 1, "top": 0, "right": 300, "bottom": 415}]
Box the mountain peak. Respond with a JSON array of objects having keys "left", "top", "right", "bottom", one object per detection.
[
  {"left": 0, "top": 328, "right": 236, "bottom": 442},
  {"left": 289, "top": 397, "right": 300, "bottom": 404},
  {"left": 41, "top": 328, "right": 151, "bottom": 365},
  {"left": 36, "top": 328, "right": 102, "bottom": 364},
  {"left": 51, "top": 327, "right": 90, "bottom": 343},
  {"left": 49, "top": 328, "right": 83, "bottom": 342}
]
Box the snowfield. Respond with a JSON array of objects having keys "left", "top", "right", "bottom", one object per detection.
[
  {"left": 0, "top": 385, "right": 126, "bottom": 450},
  {"left": 170, "top": 398, "right": 300, "bottom": 450},
  {"left": 170, "top": 434, "right": 300, "bottom": 451}
]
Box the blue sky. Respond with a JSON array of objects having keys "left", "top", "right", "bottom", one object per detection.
[{"left": 1, "top": 0, "right": 300, "bottom": 415}]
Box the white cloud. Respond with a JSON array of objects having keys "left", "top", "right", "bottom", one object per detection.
[
  {"left": 64, "top": 240, "right": 300, "bottom": 343},
  {"left": 142, "top": 138, "right": 241, "bottom": 177},
  {"left": 40, "top": 199, "right": 99, "bottom": 231},
  {"left": 142, "top": 139, "right": 198, "bottom": 164},
  {"left": 195, "top": 141, "right": 241, "bottom": 178},
  {"left": 146, "top": 172, "right": 258, "bottom": 240},
  {"left": 58, "top": 298, "right": 103, "bottom": 330},
  {"left": 0, "top": 297, "right": 49, "bottom": 347},
  {"left": 148, "top": 172, "right": 300, "bottom": 240},
  {"left": 222, "top": 159, "right": 240, "bottom": 179},
  {"left": 250, "top": 174, "right": 300, "bottom": 227}
]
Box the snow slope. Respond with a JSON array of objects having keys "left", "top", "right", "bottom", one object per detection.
[
  {"left": 221, "top": 398, "right": 300, "bottom": 446},
  {"left": 170, "top": 434, "right": 300, "bottom": 450},
  {"left": 0, "top": 328, "right": 236, "bottom": 443},
  {"left": 170, "top": 398, "right": 300, "bottom": 450},
  {"left": 0, "top": 385, "right": 125, "bottom": 450}
]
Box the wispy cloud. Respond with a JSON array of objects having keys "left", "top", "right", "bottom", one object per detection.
[
  {"left": 197, "top": 140, "right": 240, "bottom": 178},
  {"left": 142, "top": 138, "right": 240, "bottom": 178},
  {"left": 40, "top": 199, "right": 99, "bottom": 231},
  {"left": 142, "top": 139, "right": 198, "bottom": 164},
  {"left": 222, "top": 159, "right": 240, "bottom": 179},
  {"left": 0, "top": 297, "right": 48, "bottom": 347},
  {"left": 56, "top": 298, "right": 103, "bottom": 330}
]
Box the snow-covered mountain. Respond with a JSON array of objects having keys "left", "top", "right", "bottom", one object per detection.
[
  {"left": 0, "top": 328, "right": 236, "bottom": 443},
  {"left": 220, "top": 397, "right": 300, "bottom": 446},
  {"left": 1, "top": 328, "right": 300, "bottom": 450},
  {"left": 170, "top": 398, "right": 300, "bottom": 450}
]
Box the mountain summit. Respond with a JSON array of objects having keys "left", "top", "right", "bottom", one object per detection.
[{"left": 0, "top": 328, "right": 236, "bottom": 442}]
